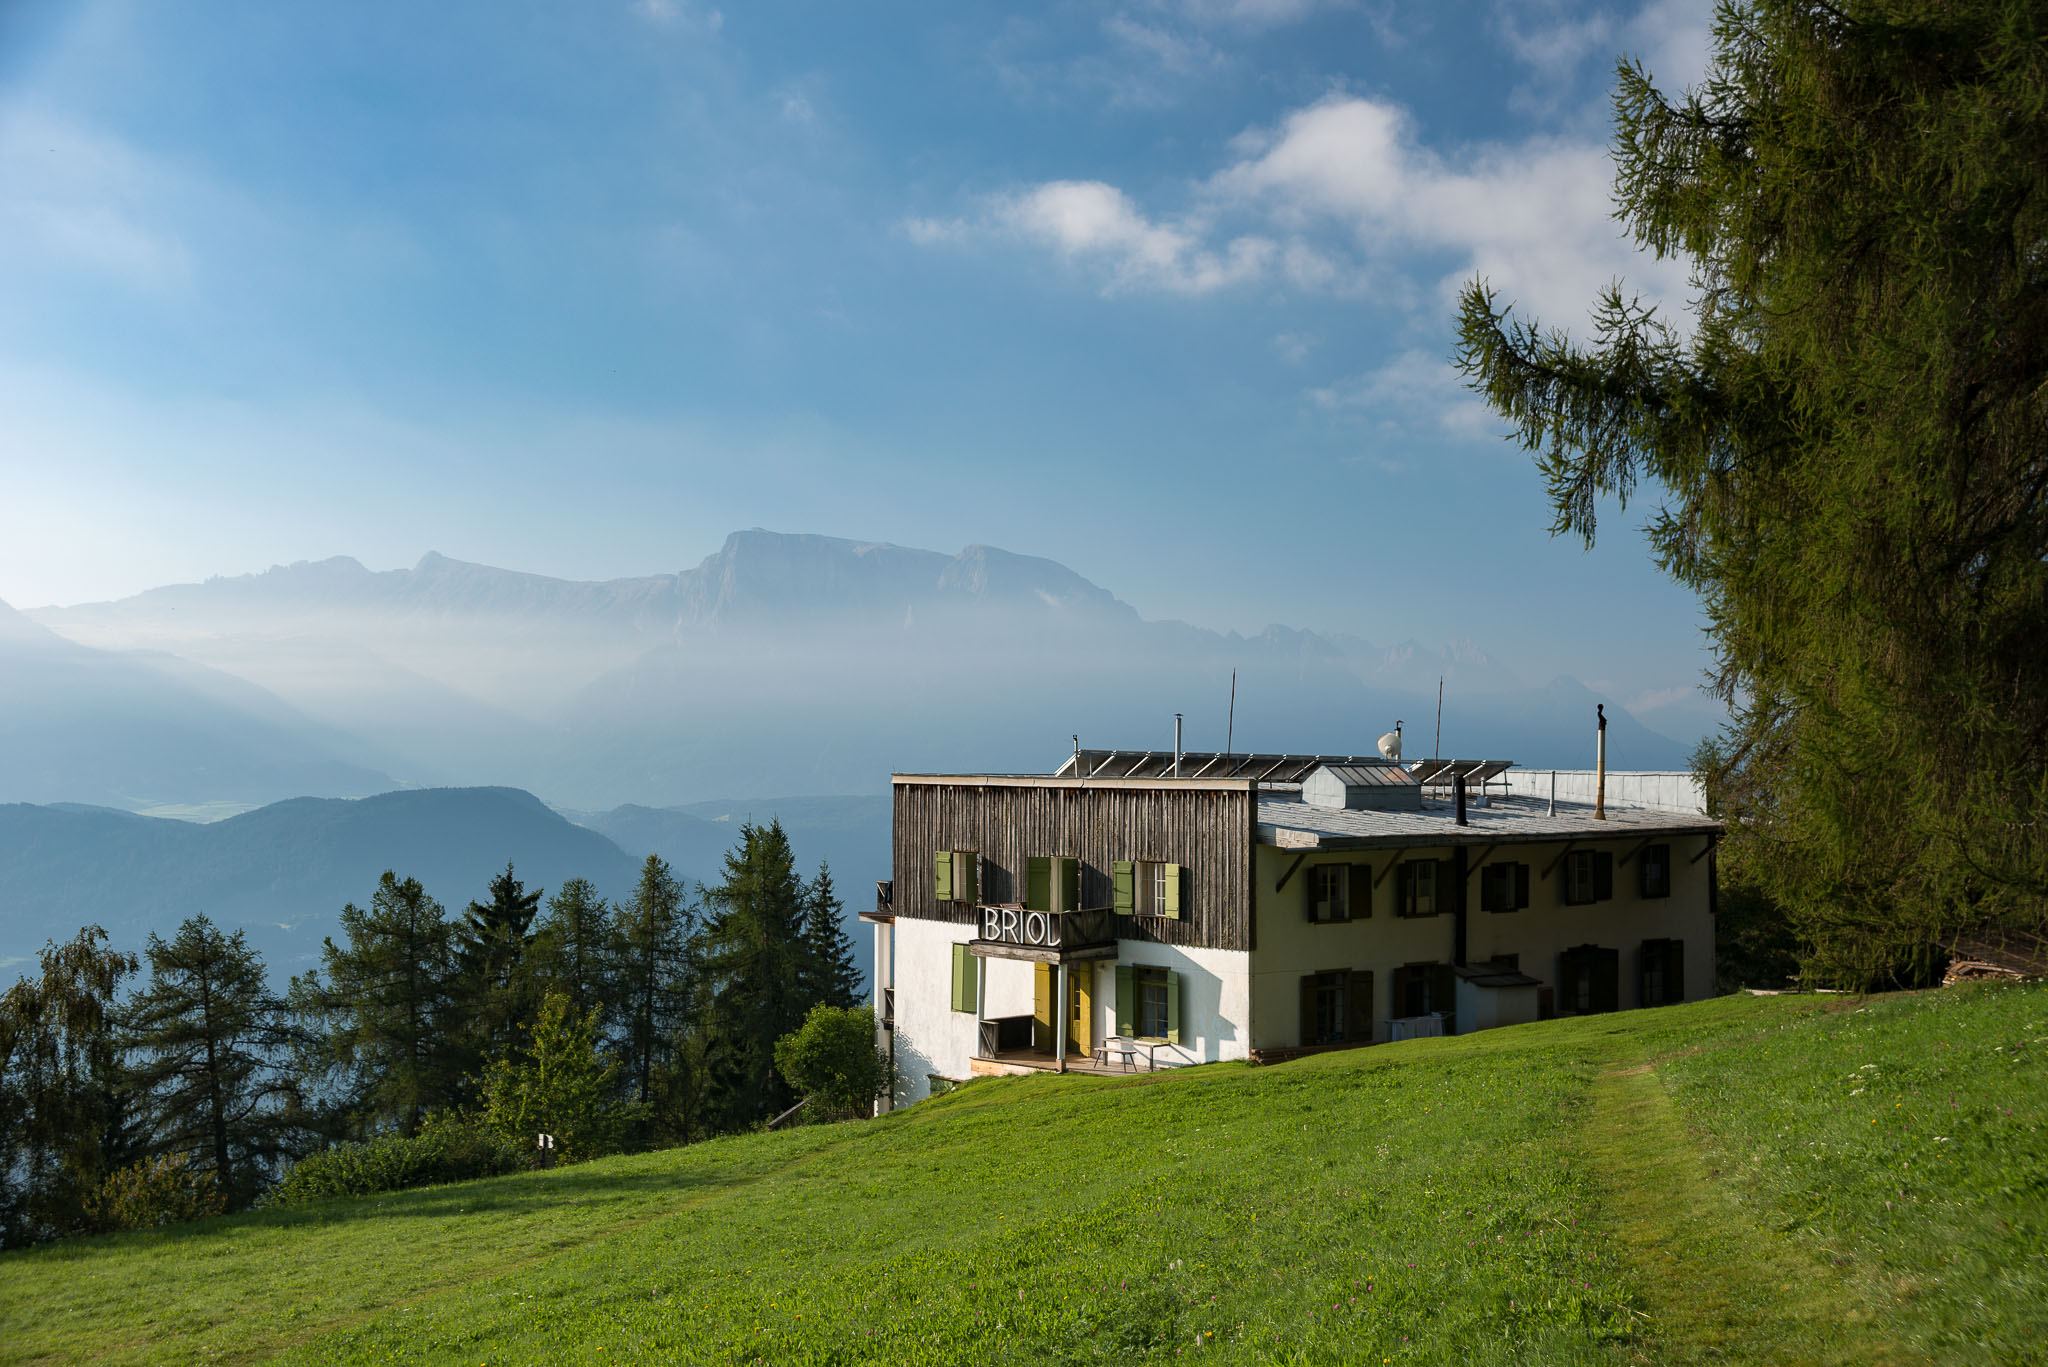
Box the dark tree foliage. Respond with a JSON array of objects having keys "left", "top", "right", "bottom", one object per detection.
[
  {"left": 799, "top": 863, "right": 864, "bottom": 1011},
  {"left": 699, "top": 821, "right": 812, "bottom": 1131},
  {"left": 121, "top": 916, "right": 308, "bottom": 1209},
  {"left": 526, "top": 877, "right": 615, "bottom": 1027},
  {"left": 611, "top": 855, "right": 695, "bottom": 1112},
  {"left": 0, "top": 927, "right": 137, "bottom": 1247},
  {"left": 452, "top": 863, "right": 543, "bottom": 1082},
  {"left": 291, "top": 872, "right": 460, "bottom": 1137},
  {"left": 1456, "top": 0, "right": 2048, "bottom": 986}
]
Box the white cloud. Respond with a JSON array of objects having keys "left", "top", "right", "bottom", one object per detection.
[
  {"left": 631, "top": 0, "right": 723, "bottom": 33},
  {"left": 1624, "top": 0, "right": 1714, "bottom": 92},
  {"left": 1312, "top": 346, "right": 1497, "bottom": 437},
  {"left": 1172, "top": 0, "right": 1332, "bottom": 29},
  {"left": 912, "top": 180, "right": 1276, "bottom": 295},
  {"left": 1629, "top": 683, "right": 1704, "bottom": 714},
  {"left": 1271, "top": 331, "right": 1317, "bottom": 362},
  {"left": 1104, "top": 16, "right": 1222, "bottom": 74}
]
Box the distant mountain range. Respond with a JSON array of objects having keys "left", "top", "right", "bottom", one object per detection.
[
  {"left": 10, "top": 529, "right": 1711, "bottom": 811},
  {"left": 0, "top": 788, "right": 890, "bottom": 985}
]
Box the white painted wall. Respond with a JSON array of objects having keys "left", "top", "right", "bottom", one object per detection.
[
  {"left": 889, "top": 917, "right": 982, "bottom": 1105},
  {"left": 1500, "top": 770, "right": 1706, "bottom": 814},
  {"left": 1250, "top": 833, "right": 1716, "bottom": 1046},
  {"left": 886, "top": 917, "right": 1254, "bottom": 1103},
  {"left": 1098, "top": 941, "right": 1253, "bottom": 1068}
]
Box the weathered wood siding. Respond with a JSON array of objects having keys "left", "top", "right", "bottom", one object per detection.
[{"left": 892, "top": 779, "right": 1256, "bottom": 952}]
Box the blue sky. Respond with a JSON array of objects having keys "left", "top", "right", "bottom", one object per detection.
[{"left": 0, "top": 0, "right": 1724, "bottom": 729}]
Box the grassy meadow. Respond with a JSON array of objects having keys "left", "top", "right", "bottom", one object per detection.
[{"left": 1, "top": 984, "right": 2041, "bottom": 1366}]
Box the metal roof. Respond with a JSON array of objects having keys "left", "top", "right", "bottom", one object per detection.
[
  {"left": 1256, "top": 792, "right": 1720, "bottom": 849},
  {"left": 1055, "top": 750, "right": 1398, "bottom": 783}
]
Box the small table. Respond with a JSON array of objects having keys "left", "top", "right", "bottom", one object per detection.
[{"left": 1100, "top": 1037, "right": 1161, "bottom": 1071}]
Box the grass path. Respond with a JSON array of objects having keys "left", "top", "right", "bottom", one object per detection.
[{"left": 1581, "top": 1057, "right": 1903, "bottom": 1366}]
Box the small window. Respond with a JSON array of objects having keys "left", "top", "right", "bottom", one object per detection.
[
  {"left": 1307, "top": 971, "right": 1347, "bottom": 1044},
  {"left": 1479, "top": 862, "right": 1530, "bottom": 912},
  {"left": 1137, "top": 967, "right": 1170, "bottom": 1039},
  {"left": 1558, "top": 945, "right": 1620, "bottom": 1013},
  {"left": 1639, "top": 938, "right": 1684, "bottom": 1006},
  {"left": 1562, "top": 850, "right": 1614, "bottom": 906},
  {"left": 1394, "top": 962, "right": 1451, "bottom": 1017},
  {"left": 1128, "top": 861, "right": 1183, "bottom": 919},
  {"left": 1310, "top": 865, "right": 1350, "bottom": 922},
  {"left": 1397, "top": 860, "right": 1443, "bottom": 917},
  {"left": 1027, "top": 856, "right": 1079, "bottom": 913},
  {"left": 1639, "top": 844, "right": 1671, "bottom": 899}
]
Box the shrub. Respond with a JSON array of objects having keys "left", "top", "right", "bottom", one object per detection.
[
  {"left": 265, "top": 1112, "right": 524, "bottom": 1207},
  {"left": 85, "top": 1153, "right": 226, "bottom": 1232},
  {"left": 773, "top": 1004, "right": 888, "bottom": 1121}
]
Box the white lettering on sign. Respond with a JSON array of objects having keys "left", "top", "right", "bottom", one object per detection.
[{"left": 976, "top": 905, "right": 1063, "bottom": 948}]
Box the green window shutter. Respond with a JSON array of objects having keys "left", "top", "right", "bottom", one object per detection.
[
  {"left": 950, "top": 943, "right": 967, "bottom": 1012},
  {"left": 1061, "top": 858, "right": 1081, "bottom": 912},
  {"left": 1115, "top": 965, "right": 1135, "bottom": 1035},
  {"left": 1594, "top": 851, "right": 1614, "bottom": 901},
  {"left": 935, "top": 850, "right": 954, "bottom": 902},
  {"left": 1389, "top": 964, "right": 1410, "bottom": 1016},
  {"left": 1668, "top": 940, "right": 1684, "bottom": 1004},
  {"left": 1595, "top": 948, "right": 1620, "bottom": 1013},
  {"left": 1166, "top": 969, "right": 1183, "bottom": 1045},
  {"left": 1113, "top": 861, "right": 1134, "bottom": 914},
  {"left": 1348, "top": 863, "right": 1371, "bottom": 919},
  {"left": 957, "top": 853, "right": 978, "bottom": 904},
  {"left": 1347, "top": 969, "right": 1373, "bottom": 1042},
  {"left": 1299, "top": 975, "right": 1317, "bottom": 1045},
  {"left": 1395, "top": 862, "right": 1411, "bottom": 917},
  {"left": 1163, "top": 864, "right": 1182, "bottom": 919},
  {"left": 1514, "top": 862, "right": 1530, "bottom": 909},
  {"left": 1430, "top": 963, "right": 1456, "bottom": 1022},
  {"left": 1025, "top": 856, "right": 1050, "bottom": 912}
]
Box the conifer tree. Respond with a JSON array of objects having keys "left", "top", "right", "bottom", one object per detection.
[
  {"left": 611, "top": 856, "right": 694, "bottom": 1111},
  {"left": 526, "top": 877, "right": 615, "bottom": 1027},
  {"left": 122, "top": 916, "right": 304, "bottom": 1208},
  {"left": 1455, "top": 0, "right": 2048, "bottom": 983},
  {"left": 452, "top": 863, "right": 543, "bottom": 1075},
  {"left": 799, "top": 863, "right": 863, "bottom": 1010},
  {"left": 290, "top": 872, "right": 459, "bottom": 1136},
  {"left": 699, "top": 821, "right": 811, "bottom": 1130},
  {"left": 0, "top": 927, "right": 137, "bottom": 1247}
]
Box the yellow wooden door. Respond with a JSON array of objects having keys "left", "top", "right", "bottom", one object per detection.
[
  {"left": 1033, "top": 962, "right": 1052, "bottom": 1051},
  {"left": 1069, "top": 966, "right": 1092, "bottom": 1057}
]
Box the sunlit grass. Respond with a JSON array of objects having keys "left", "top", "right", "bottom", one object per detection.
[{"left": 0, "top": 985, "right": 2039, "bottom": 1365}]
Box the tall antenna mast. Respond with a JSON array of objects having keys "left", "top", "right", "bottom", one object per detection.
[
  {"left": 1225, "top": 669, "right": 1237, "bottom": 775},
  {"left": 1434, "top": 675, "right": 1444, "bottom": 760}
]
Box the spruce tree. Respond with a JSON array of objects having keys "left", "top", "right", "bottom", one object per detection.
[
  {"left": 452, "top": 863, "right": 543, "bottom": 1076},
  {"left": 699, "top": 821, "right": 811, "bottom": 1131},
  {"left": 1454, "top": 0, "right": 2048, "bottom": 984},
  {"left": 799, "top": 863, "right": 863, "bottom": 1010},
  {"left": 290, "top": 872, "right": 459, "bottom": 1136},
  {"left": 122, "top": 916, "right": 304, "bottom": 1209}
]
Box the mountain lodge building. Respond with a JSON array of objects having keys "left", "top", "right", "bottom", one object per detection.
[{"left": 864, "top": 749, "right": 1720, "bottom": 1106}]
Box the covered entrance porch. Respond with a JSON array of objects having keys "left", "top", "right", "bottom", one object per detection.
[{"left": 967, "top": 905, "right": 1118, "bottom": 1074}]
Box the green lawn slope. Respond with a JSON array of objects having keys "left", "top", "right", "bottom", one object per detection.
[{"left": 3, "top": 985, "right": 2042, "bottom": 1366}]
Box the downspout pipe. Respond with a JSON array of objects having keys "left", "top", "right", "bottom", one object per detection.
[{"left": 1452, "top": 845, "right": 1469, "bottom": 969}]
